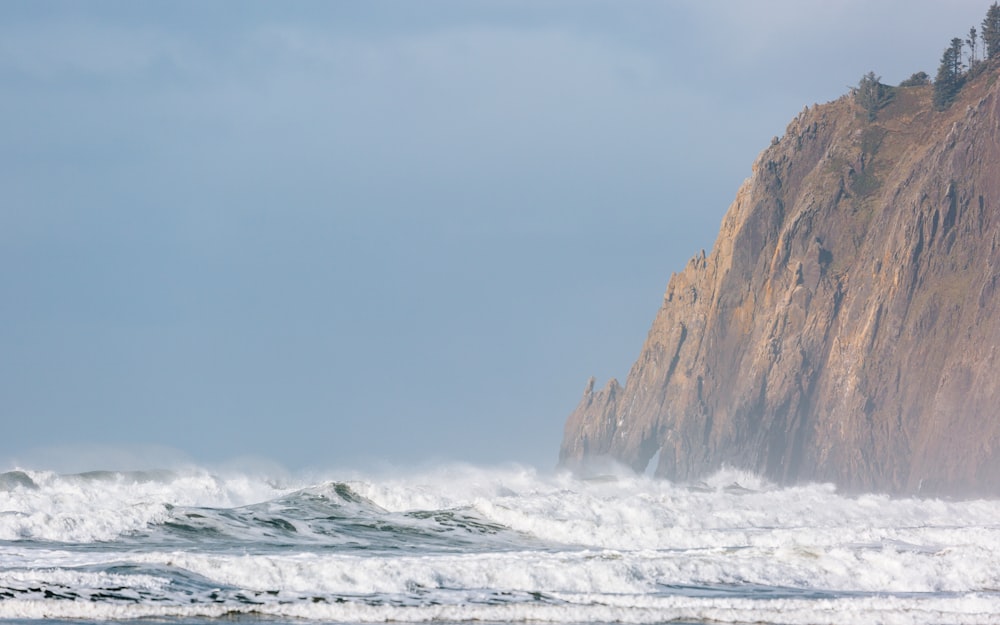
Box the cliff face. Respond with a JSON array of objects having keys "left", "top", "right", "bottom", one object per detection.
[{"left": 560, "top": 68, "right": 1000, "bottom": 497}]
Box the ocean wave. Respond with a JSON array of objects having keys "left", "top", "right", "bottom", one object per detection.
[
  {"left": 3, "top": 464, "right": 1000, "bottom": 623},
  {"left": 0, "top": 467, "right": 292, "bottom": 543},
  {"left": 0, "top": 471, "right": 38, "bottom": 492},
  {"left": 142, "top": 481, "right": 529, "bottom": 553}
]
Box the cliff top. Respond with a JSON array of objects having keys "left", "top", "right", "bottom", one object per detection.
[{"left": 561, "top": 44, "right": 1000, "bottom": 496}]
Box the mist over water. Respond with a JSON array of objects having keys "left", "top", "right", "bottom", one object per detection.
[{"left": 1, "top": 463, "right": 999, "bottom": 624}]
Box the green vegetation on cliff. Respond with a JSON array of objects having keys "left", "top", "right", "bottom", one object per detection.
[{"left": 933, "top": 2, "right": 1000, "bottom": 109}]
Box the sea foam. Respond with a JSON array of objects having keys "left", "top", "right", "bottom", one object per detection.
[{"left": 1, "top": 464, "right": 999, "bottom": 623}]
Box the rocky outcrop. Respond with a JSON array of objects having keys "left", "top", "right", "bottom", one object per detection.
[{"left": 560, "top": 66, "right": 1000, "bottom": 497}]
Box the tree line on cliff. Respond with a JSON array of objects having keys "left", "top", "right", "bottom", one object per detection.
[
  {"left": 933, "top": 1, "right": 1000, "bottom": 109},
  {"left": 854, "top": 2, "right": 1000, "bottom": 119}
]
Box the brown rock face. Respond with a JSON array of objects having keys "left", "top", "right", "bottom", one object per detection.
[{"left": 560, "top": 68, "right": 1000, "bottom": 497}]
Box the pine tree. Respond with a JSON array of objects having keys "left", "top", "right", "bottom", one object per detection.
[
  {"left": 967, "top": 27, "right": 979, "bottom": 66},
  {"left": 934, "top": 40, "right": 965, "bottom": 110},
  {"left": 950, "top": 37, "right": 965, "bottom": 75},
  {"left": 984, "top": 2, "right": 1000, "bottom": 60},
  {"left": 855, "top": 71, "right": 887, "bottom": 121}
]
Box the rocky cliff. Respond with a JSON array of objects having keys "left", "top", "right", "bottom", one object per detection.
[{"left": 560, "top": 66, "right": 1000, "bottom": 497}]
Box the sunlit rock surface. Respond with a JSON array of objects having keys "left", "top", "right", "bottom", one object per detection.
[{"left": 561, "top": 64, "right": 1000, "bottom": 497}]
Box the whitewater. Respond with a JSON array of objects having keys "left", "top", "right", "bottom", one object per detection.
[{"left": 1, "top": 464, "right": 999, "bottom": 624}]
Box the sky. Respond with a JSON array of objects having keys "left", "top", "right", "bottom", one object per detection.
[{"left": 1, "top": 1, "right": 992, "bottom": 473}]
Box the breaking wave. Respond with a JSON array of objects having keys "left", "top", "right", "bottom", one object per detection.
[{"left": 1, "top": 464, "right": 1000, "bottom": 624}]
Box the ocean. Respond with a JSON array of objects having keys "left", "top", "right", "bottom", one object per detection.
[{"left": 0, "top": 463, "right": 998, "bottom": 625}]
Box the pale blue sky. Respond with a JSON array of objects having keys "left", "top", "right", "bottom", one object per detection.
[{"left": 1, "top": 1, "right": 990, "bottom": 471}]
